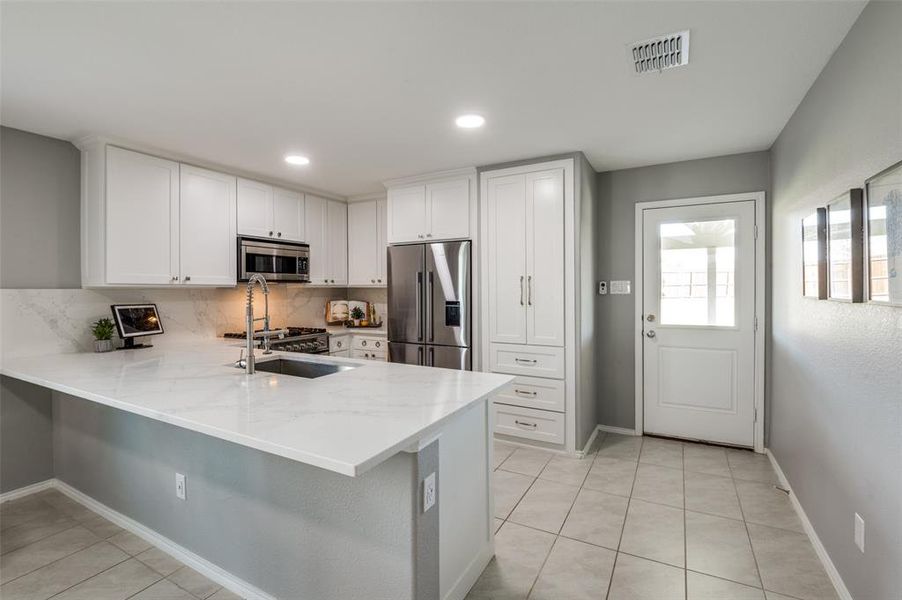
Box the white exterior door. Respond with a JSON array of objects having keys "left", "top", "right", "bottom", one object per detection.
[
  {"left": 179, "top": 165, "right": 236, "bottom": 286},
  {"left": 105, "top": 147, "right": 179, "bottom": 285},
  {"left": 526, "top": 169, "right": 565, "bottom": 347},
  {"left": 348, "top": 200, "right": 379, "bottom": 285},
  {"left": 642, "top": 200, "right": 757, "bottom": 447},
  {"left": 387, "top": 185, "right": 426, "bottom": 243},
  {"left": 305, "top": 195, "right": 327, "bottom": 284},
  {"left": 272, "top": 187, "right": 304, "bottom": 242},
  {"left": 426, "top": 178, "right": 470, "bottom": 240},
  {"left": 237, "top": 178, "right": 274, "bottom": 239},
  {"left": 487, "top": 174, "right": 528, "bottom": 344}
]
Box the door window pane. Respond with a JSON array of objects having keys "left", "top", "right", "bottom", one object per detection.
[{"left": 660, "top": 219, "right": 736, "bottom": 326}]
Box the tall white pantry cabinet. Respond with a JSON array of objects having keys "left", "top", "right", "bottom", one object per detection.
[{"left": 480, "top": 155, "right": 598, "bottom": 455}]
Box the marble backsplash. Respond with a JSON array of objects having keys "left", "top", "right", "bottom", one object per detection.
[{"left": 1, "top": 286, "right": 388, "bottom": 358}]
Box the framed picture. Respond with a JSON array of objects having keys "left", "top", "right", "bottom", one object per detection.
[
  {"left": 826, "top": 189, "right": 864, "bottom": 302},
  {"left": 802, "top": 208, "right": 827, "bottom": 299},
  {"left": 865, "top": 160, "right": 902, "bottom": 306}
]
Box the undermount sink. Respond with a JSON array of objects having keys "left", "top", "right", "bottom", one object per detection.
[{"left": 254, "top": 358, "right": 355, "bottom": 379}]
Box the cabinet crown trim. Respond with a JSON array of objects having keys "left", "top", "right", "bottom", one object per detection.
[{"left": 382, "top": 167, "right": 476, "bottom": 189}]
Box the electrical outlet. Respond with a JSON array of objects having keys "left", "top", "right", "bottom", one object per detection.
[
  {"left": 854, "top": 513, "right": 865, "bottom": 552},
  {"left": 423, "top": 472, "right": 436, "bottom": 513},
  {"left": 175, "top": 473, "right": 186, "bottom": 501}
]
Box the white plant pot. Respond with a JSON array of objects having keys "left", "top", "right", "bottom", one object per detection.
[{"left": 94, "top": 339, "right": 114, "bottom": 353}]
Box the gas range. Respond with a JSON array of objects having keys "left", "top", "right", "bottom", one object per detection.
[{"left": 222, "top": 327, "right": 330, "bottom": 355}]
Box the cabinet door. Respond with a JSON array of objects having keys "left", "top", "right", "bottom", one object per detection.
[
  {"left": 272, "top": 187, "right": 305, "bottom": 242},
  {"left": 105, "top": 147, "right": 179, "bottom": 285},
  {"left": 237, "top": 178, "right": 274, "bottom": 238},
  {"left": 348, "top": 200, "right": 379, "bottom": 285},
  {"left": 427, "top": 178, "right": 470, "bottom": 240},
  {"left": 376, "top": 198, "right": 387, "bottom": 284},
  {"left": 305, "top": 195, "right": 328, "bottom": 284},
  {"left": 486, "top": 173, "right": 528, "bottom": 344},
  {"left": 526, "top": 168, "right": 565, "bottom": 346},
  {"left": 387, "top": 185, "right": 426, "bottom": 243},
  {"left": 327, "top": 200, "right": 348, "bottom": 285},
  {"left": 179, "top": 165, "right": 237, "bottom": 286}
]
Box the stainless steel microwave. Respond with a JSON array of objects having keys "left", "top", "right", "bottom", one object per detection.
[{"left": 238, "top": 237, "right": 310, "bottom": 282}]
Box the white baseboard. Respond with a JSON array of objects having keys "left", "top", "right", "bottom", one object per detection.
[
  {"left": 443, "top": 539, "right": 494, "bottom": 600},
  {"left": 0, "top": 479, "right": 55, "bottom": 503},
  {"left": 46, "top": 480, "right": 276, "bottom": 600},
  {"left": 596, "top": 424, "right": 638, "bottom": 437},
  {"left": 765, "top": 450, "right": 852, "bottom": 600},
  {"left": 578, "top": 426, "right": 602, "bottom": 457}
]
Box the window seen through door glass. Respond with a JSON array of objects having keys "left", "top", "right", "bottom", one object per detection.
[{"left": 660, "top": 219, "right": 736, "bottom": 326}]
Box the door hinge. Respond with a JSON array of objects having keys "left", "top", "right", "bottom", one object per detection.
[
  {"left": 754, "top": 316, "right": 758, "bottom": 331},
  {"left": 754, "top": 407, "right": 758, "bottom": 423},
  {"left": 754, "top": 225, "right": 759, "bottom": 240}
]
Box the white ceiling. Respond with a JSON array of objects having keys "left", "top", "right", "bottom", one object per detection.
[{"left": 1, "top": 1, "right": 865, "bottom": 197}]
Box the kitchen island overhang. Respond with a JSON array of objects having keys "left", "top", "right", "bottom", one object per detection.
[{"left": 0, "top": 344, "right": 512, "bottom": 600}]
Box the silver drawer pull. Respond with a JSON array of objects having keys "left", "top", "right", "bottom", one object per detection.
[
  {"left": 514, "top": 358, "right": 537, "bottom": 365},
  {"left": 514, "top": 420, "right": 537, "bottom": 429},
  {"left": 514, "top": 389, "right": 537, "bottom": 397}
]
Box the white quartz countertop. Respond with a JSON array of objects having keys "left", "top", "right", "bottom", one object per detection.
[{"left": 0, "top": 342, "right": 510, "bottom": 477}]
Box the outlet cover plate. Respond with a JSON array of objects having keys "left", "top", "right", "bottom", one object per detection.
[
  {"left": 175, "top": 473, "right": 186, "bottom": 501},
  {"left": 423, "top": 472, "right": 436, "bottom": 513}
]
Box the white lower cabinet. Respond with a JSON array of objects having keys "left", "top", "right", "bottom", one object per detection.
[
  {"left": 493, "top": 404, "right": 565, "bottom": 445},
  {"left": 489, "top": 343, "right": 565, "bottom": 379},
  {"left": 494, "top": 376, "right": 565, "bottom": 413},
  {"left": 351, "top": 349, "right": 386, "bottom": 361},
  {"left": 331, "top": 349, "right": 351, "bottom": 358}
]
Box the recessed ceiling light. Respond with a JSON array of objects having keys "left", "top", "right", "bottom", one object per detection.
[
  {"left": 284, "top": 155, "right": 310, "bottom": 166},
  {"left": 455, "top": 114, "right": 485, "bottom": 129}
]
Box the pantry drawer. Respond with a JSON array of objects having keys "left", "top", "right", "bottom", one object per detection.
[
  {"left": 351, "top": 348, "right": 386, "bottom": 361},
  {"left": 494, "top": 376, "right": 565, "bottom": 412},
  {"left": 489, "top": 343, "right": 565, "bottom": 379},
  {"left": 329, "top": 335, "right": 350, "bottom": 353},
  {"left": 352, "top": 336, "right": 385, "bottom": 351},
  {"left": 493, "top": 404, "right": 565, "bottom": 445}
]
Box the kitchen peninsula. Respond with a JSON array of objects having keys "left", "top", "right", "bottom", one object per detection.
[{"left": 0, "top": 342, "right": 511, "bottom": 600}]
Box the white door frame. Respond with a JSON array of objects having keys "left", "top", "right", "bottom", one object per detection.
[{"left": 634, "top": 191, "right": 766, "bottom": 453}]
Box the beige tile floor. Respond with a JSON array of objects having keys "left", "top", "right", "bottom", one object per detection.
[
  {"left": 0, "top": 488, "right": 242, "bottom": 600},
  {"left": 468, "top": 433, "right": 838, "bottom": 600}
]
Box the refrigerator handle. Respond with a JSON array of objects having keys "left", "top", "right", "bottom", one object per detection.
[
  {"left": 418, "top": 346, "right": 424, "bottom": 366},
  {"left": 427, "top": 271, "right": 435, "bottom": 342},
  {"left": 416, "top": 272, "right": 423, "bottom": 341},
  {"left": 429, "top": 346, "right": 434, "bottom": 367}
]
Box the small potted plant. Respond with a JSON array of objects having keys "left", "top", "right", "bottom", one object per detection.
[
  {"left": 91, "top": 318, "right": 116, "bottom": 353},
  {"left": 349, "top": 306, "right": 365, "bottom": 327}
]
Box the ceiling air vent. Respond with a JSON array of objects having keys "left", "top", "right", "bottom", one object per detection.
[{"left": 629, "top": 30, "right": 690, "bottom": 75}]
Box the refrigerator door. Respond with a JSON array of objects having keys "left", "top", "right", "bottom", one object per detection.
[
  {"left": 388, "top": 342, "right": 426, "bottom": 366},
  {"left": 426, "top": 345, "right": 472, "bottom": 371},
  {"left": 425, "top": 241, "right": 471, "bottom": 348},
  {"left": 387, "top": 245, "right": 425, "bottom": 344}
]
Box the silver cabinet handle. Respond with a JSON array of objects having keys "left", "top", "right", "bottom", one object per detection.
[
  {"left": 171, "top": 276, "right": 178, "bottom": 282},
  {"left": 514, "top": 389, "right": 537, "bottom": 397},
  {"left": 269, "top": 231, "right": 274, "bottom": 236},
  {"left": 527, "top": 275, "right": 533, "bottom": 306},
  {"left": 184, "top": 276, "right": 191, "bottom": 282},
  {"left": 277, "top": 232, "right": 282, "bottom": 237},
  {"left": 519, "top": 276, "right": 525, "bottom": 306},
  {"left": 417, "top": 234, "right": 424, "bottom": 239},
  {"left": 514, "top": 420, "right": 537, "bottom": 429},
  {"left": 646, "top": 330, "right": 656, "bottom": 338},
  {"left": 361, "top": 340, "right": 367, "bottom": 347},
  {"left": 514, "top": 358, "right": 537, "bottom": 365},
  {"left": 371, "top": 279, "right": 375, "bottom": 283},
  {"left": 375, "top": 341, "right": 381, "bottom": 348},
  {"left": 426, "top": 233, "right": 432, "bottom": 238}
]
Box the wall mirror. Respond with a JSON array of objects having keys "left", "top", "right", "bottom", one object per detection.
[
  {"left": 802, "top": 208, "right": 827, "bottom": 299},
  {"left": 865, "top": 160, "right": 902, "bottom": 306},
  {"left": 827, "top": 189, "right": 864, "bottom": 302}
]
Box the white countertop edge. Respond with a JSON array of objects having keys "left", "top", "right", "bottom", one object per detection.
[{"left": 0, "top": 365, "right": 498, "bottom": 478}]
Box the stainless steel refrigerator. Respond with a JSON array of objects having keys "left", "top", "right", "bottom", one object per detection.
[{"left": 387, "top": 240, "right": 471, "bottom": 370}]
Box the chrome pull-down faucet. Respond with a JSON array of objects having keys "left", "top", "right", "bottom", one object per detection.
[{"left": 239, "top": 274, "right": 288, "bottom": 374}]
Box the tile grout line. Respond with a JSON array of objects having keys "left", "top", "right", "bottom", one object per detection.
[
  {"left": 0, "top": 519, "right": 84, "bottom": 558},
  {"left": 43, "top": 551, "right": 151, "bottom": 600},
  {"left": 4, "top": 539, "right": 132, "bottom": 593},
  {"left": 732, "top": 453, "right": 767, "bottom": 592},
  {"left": 682, "top": 444, "right": 688, "bottom": 600},
  {"left": 603, "top": 435, "right": 643, "bottom": 600}
]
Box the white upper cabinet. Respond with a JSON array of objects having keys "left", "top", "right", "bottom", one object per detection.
[
  {"left": 485, "top": 167, "right": 565, "bottom": 347},
  {"left": 385, "top": 170, "right": 475, "bottom": 243},
  {"left": 105, "top": 147, "right": 180, "bottom": 286},
  {"left": 272, "top": 187, "right": 305, "bottom": 242},
  {"left": 179, "top": 165, "right": 237, "bottom": 286},
  {"left": 305, "top": 195, "right": 348, "bottom": 285},
  {"left": 377, "top": 198, "right": 387, "bottom": 282},
  {"left": 238, "top": 180, "right": 305, "bottom": 242},
  {"left": 236, "top": 178, "right": 274, "bottom": 238},
  {"left": 348, "top": 200, "right": 380, "bottom": 286}
]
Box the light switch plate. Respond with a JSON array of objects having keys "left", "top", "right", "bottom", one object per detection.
[
  {"left": 610, "top": 280, "right": 631, "bottom": 295},
  {"left": 423, "top": 472, "right": 436, "bottom": 513}
]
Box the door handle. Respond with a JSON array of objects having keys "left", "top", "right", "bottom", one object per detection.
[
  {"left": 646, "top": 330, "right": 656, "bottom": 338},
  {"left": 427, "top": 271, "right": 435, "bottom": 342},
  {"left": 416, "top": 272, "right": 423, "bottom": 341},
  {"left": 519, "top": 276, "right": 525, "bottom": 306},
  {"left": 527, "top": 275, "right": 533, "bottom": 306}
]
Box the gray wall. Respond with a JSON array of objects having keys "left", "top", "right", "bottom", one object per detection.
[
  {"left": 54, "top": 392, "right": 434, "bottom": 600},
  {"left": 1, "top": 126, "right": 81, "bottom": 289},
  {"left": 768, "top": 2, "right": 902, "bottom": 599},
  {"left": 0, "top": 376, "right": 54, "bottom": 493},
  {"left": 595, "top": 151, "right": 771, "bottom": 429}
]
